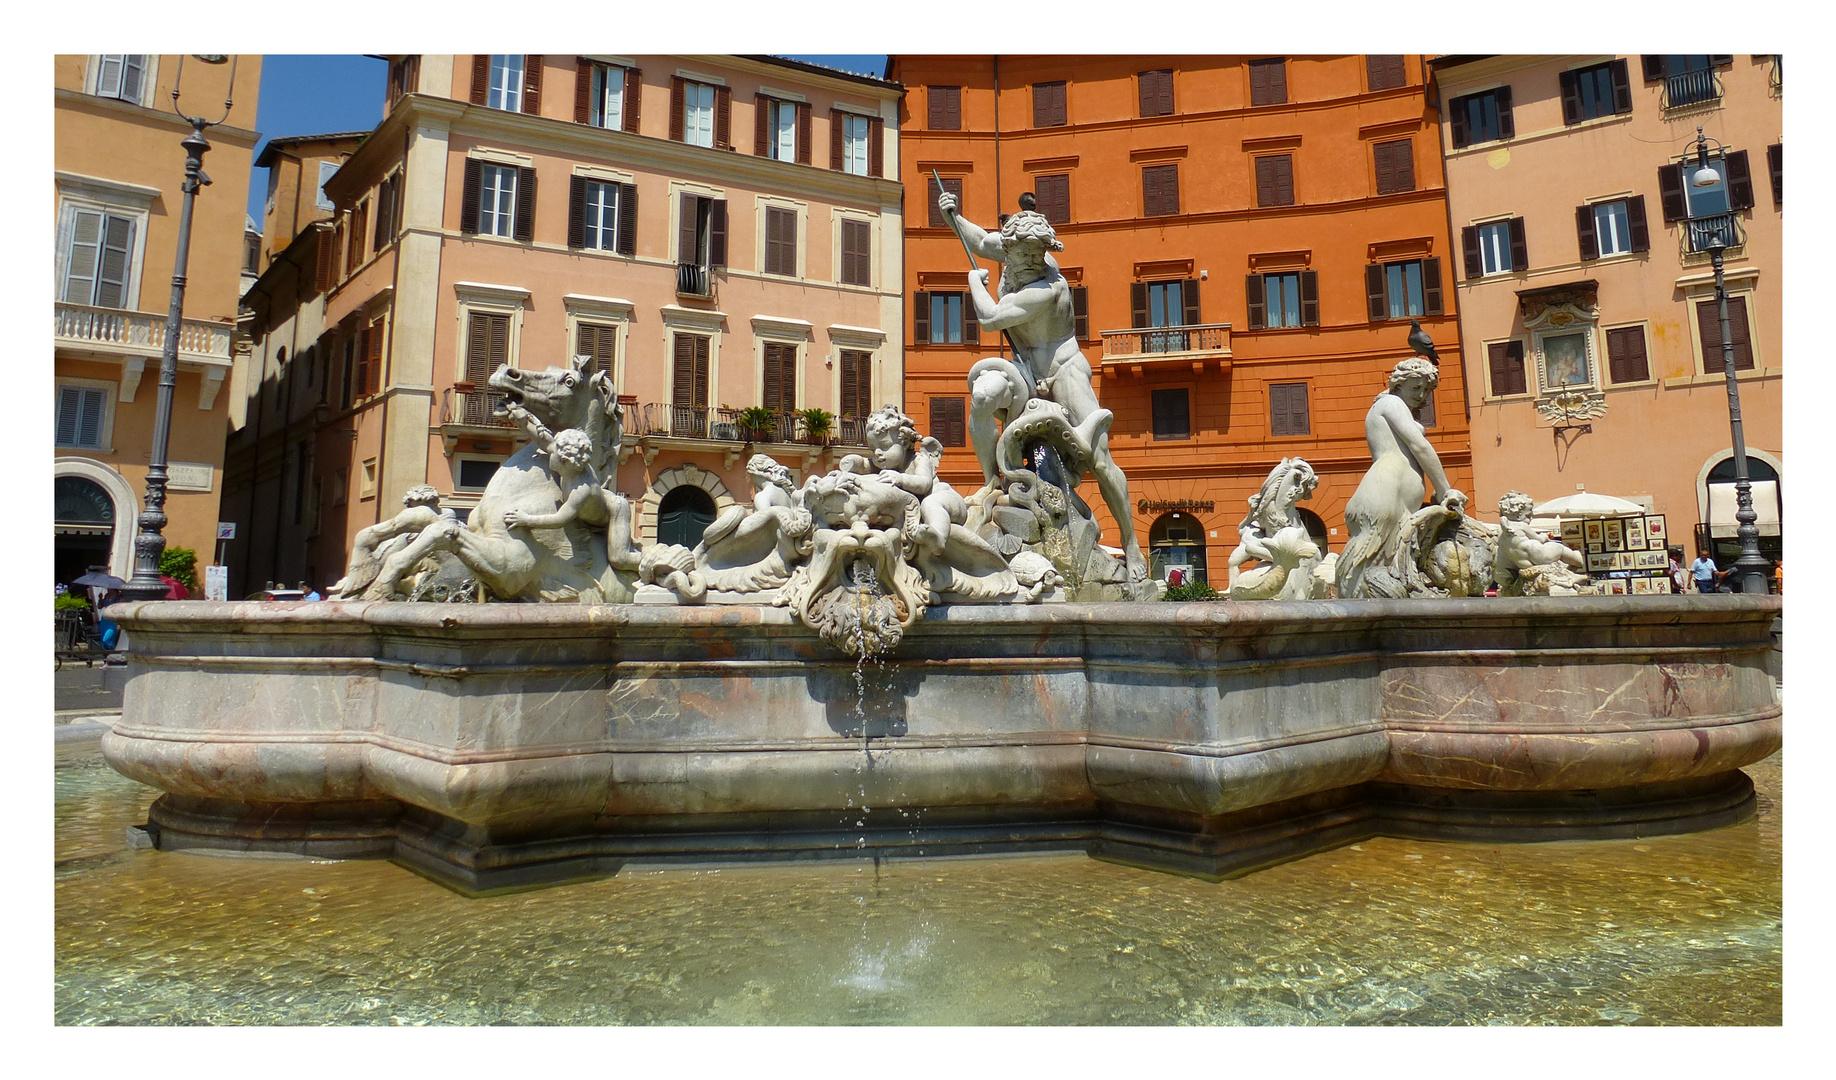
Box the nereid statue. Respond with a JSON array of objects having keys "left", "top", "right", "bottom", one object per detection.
[{"left": 1228, "top": 458, "right": 1335, "bottom": 600}]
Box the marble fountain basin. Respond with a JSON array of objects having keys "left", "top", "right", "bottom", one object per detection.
[{"left": 101, "top": 595, "right": 1781, "bottom": 894}]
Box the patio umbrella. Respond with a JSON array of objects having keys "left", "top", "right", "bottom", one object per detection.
[
  {"left": 1532, "top": 492, "right": 1648, "bottom": 518},
  {"left": 71, "top": 571, "right": 127, "bottom": 590}
]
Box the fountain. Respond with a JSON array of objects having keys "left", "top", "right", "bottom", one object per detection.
[{"left": 100, "top": 192, "right": 1781, "bottom": 895}]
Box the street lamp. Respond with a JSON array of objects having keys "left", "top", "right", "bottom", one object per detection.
[
  {"left": 1686, "top": 124, "right": 1771, "bottom": 596},
  {"left": 119, "top": 55, "right": 239, "bottom": 602}
]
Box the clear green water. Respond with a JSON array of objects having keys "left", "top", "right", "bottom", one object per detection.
[{"left": 55, "top": 739, "right": 1781, "bottom": 1025}]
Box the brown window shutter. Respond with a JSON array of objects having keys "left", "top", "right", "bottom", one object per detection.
[
  {"left": 465, "top": 312, "right": 489, "bottom": 384},
  {"left": 592, "top": 322, "right": 616, "bottom": 376},
  {"left": 1070, "top": 285, "right": 1089, "bottom": 341},
  {"left": 1641, "top": 55, "right": 1664, "bottom": 81},
  {"left": 1138, "top": 71, "right": 1154, "bottom": 116},
  {"left": 762, "top": 343, "right": 791, "bottom": 412},
  {"left": 1710, "top": 54, "right": 1733, "bottom": 67},
  {"left": 1368, "top": 55, "right": 1405, "bottom": 92},
  {"left": 1035, "top": 174, "right": 1069, "bottom": 224},
  {"left": 842, "top": 219, "right": 870, "bottom": 286},
  {"left": 1366, "top": 264, "right": 1386, "bottom": 320},
  {"left": 576, "top": 322, "right": 596, "bottom": 367},
  {"left": 714, "top": 85, "right": 732, "bottom": 149},
  {"left": 669, "top": 77, "right": 685, "bottom": 141},
  {"left": 1055, "top": 82, "right": 1067, "bottom": 125},
  {"left": 929, "top": 176, "right": 962, "bottom": 228},
  {"left": 315, "top": 226, "right": 334, "bottom": 292},
  {"left": 1576, "top": 203, "right": 1599, "bottom": 260},
  {"left": 1725, "top": 149, "right": 1754, "bottom": 211},
  {"left": 913, "top": 290, "right": 929, "bottom": 343},
  {"left": 1422, "top": 258, "right": 1443, "bottom": 315},
  {"left": 460, "top": 158, "right": 483, "bottom": 235},
  {"left": 1131, "top": 282, "right": 1151, "bottom": 328},
  {"left": 1626, "top": 195, "right": 1650, "bottom": 252},
  {"left": 1276, "top": 155, "right": 1293, "bottom": 205},
  {"left": 678, "top": 193, "right": 698, "bottom": 264},
  {"left": 1254, "top": 156, "right": 1274, "bottom": 207},
  {"left": 1182, "top": 277, "right": 1200, "bottom": 326},
  {"left": 1607, "top": 326, "right": 1649, "bottom": 383},
  {"left": 1458, "top": 225, "right": 1479, "bottom": 280},
  {"left": 348, "top": 203, "right": 367, "bottom": 272},
  {"left": 1250, "top": 59, "right": 1268, "bottom": 105},
  {"left": 930, "top": 396, "right": 966, "bottom": 447},
  {"left": 575, "top": 58, "right": 592, "bottom": 124},
  {"left": 796, "top": 102, "right": 812, "bottom": 165},
  {"left": 829, "top": 108, "right": 844, "bottom": 169},
  {"left": 755, "top": 95, "right": 771, "bottom": 156},
  {"left": 1766, "top": 144, "right": 1781, "bottom": 206},
  {"left": 367, "top": 319, "right": 384, "bottom": 395},
  {"left": 522, "top": 56, "right": 543, "bottom": 115},
  {"left": 672, "top": 334, "right": 694, "bottom": 404},
  {"left": 1374, "top": 142, "right": 1395, "bottom": 195},
  {"left": 1163, "top": 164, "right": 1180, "bottom": 215},
  {"left": 1142, "top": 166, "right": 1161, "bottom": 216},
  {"left": 929, "top": 86, "right": 962, "bottom": 130},
  {"left": 961, "top": 293, "right": 980, "bottom": 346},
  {"left": 765, "top": 207, "right": 784, "bottom": 274},
  {"left": 868, "top": 117, "right": 883, "bottom": 177},
  {"left": 1245, "top": 275, "right": 1266, "bottom": 330},
  {"left": 1488, "top": 341, "right": 1525, "bottom": 396},
  {"left": 1394, "top": 140, "right": 1415, "bottom": 191},
  {"left": 514, "top": 166, "right": 536, "bottom": 243},
  {"left": 622, "top": 68, "right": 642, "bottom": 133},
  {"left": 839, "top": 349, "right": 859, "bottom": 414},
  {"left": 1698, "top": 297, "right": 1754, "bottom": 371},
  {"left": 567, "top": 175, "right": 587, "bottom": 249},
  {"left": 708, "top": 199, "right": 727, "bottom": 266},
  {"left": 617, "top": 183, "right": 638, "bottom": 256},
  {"left": 354, "top": 324, "right": 369, "bottom": 396},
  {"left": 1507, "top": 217, "right": 1528, "bottom": 271},
  {"left": 928, "top": 86, "right": 944, "bottom": 129},
  {"left": 470, "top": 55, "right": 489, "bottom": 105},
  {"left": 1449, "top": 97, "right": 1469, "bottom": 148},
  {"left": 1300, "top": 270, "right": 1320, "bottom": 326},
  {"left": 1658, "top": 163, "right": 1687, "bottom": 222},
  {"left": 1559, "top": 69, "right": 1581, "bottom": 125},
  {"left": 1610, "top": 59, "right": 1632, "bottom": 114},
  {"left": 1494, "top": 84, "right": 1515, "bottom": 139}
]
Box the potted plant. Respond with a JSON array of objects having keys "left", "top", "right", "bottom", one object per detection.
[
  {"left": 799, "top": 407, "right": 835, "bottom": 445},
  {"left": 737, "top": 406, "right": 776, "bottom": 442}
]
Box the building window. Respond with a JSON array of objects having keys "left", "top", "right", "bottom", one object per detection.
[
  {"left": 671, "top": 333, "right": 711, "bottom": 435},
  {"left": 94, "top": 55, "right": 147, "bottom": 103},
  {"left": 928, "top": 175, "right": 964, "bottom": 229},
  {"left": 316, "top": 161, "right": 338, "bottom": 211},
  {"left": 1070, "top": 285, "right": 1090, "bottom": 341},
  {"left": 1151, "top": 388, "right": 1189, "bottom": 441},
  {"left": 1462, "top": 218, "right": 1526, "bottom": 279},
  {"left": 759, "top": 98, "right": 800, "bottom": 161},
  {"left": 1696, "top": 296, "right": 1755, "bottom": 372},
  {"left": 1685, "top": 156, "right": 1734, "bottom": 217},
  {"left": 456, "top": 458, "right": 502, "bottom": 490},
  {"left": 347, "top": 200, "right": 369, "bottom": 273},
  {"left": 1580, "top": 198, "right": 1648, "bottom": 259},
  {"left": 1254, "top": 155, "right": 1294, "bottom": 208},
  {"left": 1646, "top": 55, "right": 1724, "bottom": 109},
  {"left": 682, "top": 81, "right": 717, "bottom": 148},
  {"left": 590, "top": 63, "right": 625, "bottom": 129},
  {"left": 60, "top": 209, "right": 136, "bottom": 309},
  {"left": 360, "top": 458, "right": 378, "bottom": 501},
  {"left": 1605, "top": 325, "right": 1650, "bottom": 384},
  {"left": 1487, "top": 340, "right": 1527, "bottom": 396},
  {"left": 55, "top": 385, "right": 109, "bottom": 449},
  {"left": 762, "top": 341, "right": 798, "bottom": 421},
  {"left": 1249, "top": 59, "right": 1287, "bottom": 106},
  {"left": 1269, "top": 383, "right": 1310, "bottom": 436},
  {"left": 374, "top": 173, "right": 400, "bottom": 252},
  {"left": 1138, "top": 69, "right": 1174, "bottom": 117},
  {"left": 1766, "top": 144, "right": 1782, "bottom": 207},
  {"left": 388, "top": 55, "right": 421, "bottom": 110},
  {"left": 1247, "top": 271, "right": 1318, "bottom": 330},
  {"left": 464, "top": 311, "right": 511, "bottom": 393},
  {"left": 928, "top": 85, "right": 961, "bottom": 130},
  {"left": 575, "top": 321, "right": 617, "bottom": 378},
  {"left": 929, "top": 396, "right": 966, "bottom": 447},
  {"left": 569, "top": 178, "right": 634, "bottom": 254},
  {"left": 1366, "top": 258, "right": 1442, "bottom": 320},
  {"left": 1131, "top": 278, "right": 1198, "bottom": 352},
  {"left": 763, "top": 205, "right": 798, "bottom": 277},
  {"left": 1033, "top": 174, "right": 1070, "bottom": 225},
  {"left": 1561, "top": 60, "right": 1631, "bottom": 124},
  {"left": 1366, "top": 55, "right": 1406, "bottom": 92},
  {"left": 1659, "top": 151, "right": 1754, "bottom": 251},
  {"left": 1373, "top": 138, "right": 1415, "bottom": 195},
  {"left": 1033, "top": 81, "right": 1067, "bottom": 127},
  {"left": 476, "top": 163, "right": 519, "bottom": 237},
  {"left": 1142, "top": 164, "right": 1180, "bottom": 217},
  {"left": 487, "top": 55, "right": 524, "bottom": 112},
  {"left": 676, "top": 192, "right": 727, "bottom": 284},
  {"left": 839, "top": 350, "right": 873, "bottom": 421},
  {"left": 1449, "top": 87, "right": 1514, "bottom": 148},
  {"left": 243, "top": 232, "right": 260, "bottom": 275},
  {"left": 839, "top": 113, "right": 871, "bottom": 175},
  {"left": 839, "top": 218, "right": 872, "bottom": 287},
  {"left": 914, "top": 290, "right": 974, "bottom": 346}
]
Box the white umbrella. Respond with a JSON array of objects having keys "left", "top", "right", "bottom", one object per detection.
[{"left": 1532, "top": 492, "right": 1648, "bottom": 518}]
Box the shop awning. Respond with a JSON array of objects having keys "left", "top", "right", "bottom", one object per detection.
[{"left": 1707, "top": 480, "right": 1781, "bottom": 538}]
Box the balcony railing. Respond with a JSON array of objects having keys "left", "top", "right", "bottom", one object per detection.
[
  {"left": 1686, "top": 212, "right": 1744, "bottom": 254},
  {"left": 676, "top": 263, "right": 714, "bottom": 298},
  {"left": 1663, "top": 69, "right": 1721, "bottom": 110},
  {"left": 620, "top": 403, "right": 865, "bottom": 446},
  {"left": 439, "top": 386, "right": 517, "bottom": 429},
  {"left": 54, "top": 302, "right": 233, "bottom": 364},
  {"left": 1098, "top": 322, "right": 1232, "bottom": 365}
]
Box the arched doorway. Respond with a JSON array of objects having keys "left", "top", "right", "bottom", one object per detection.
[
  {"left": 656, "top": 485, "right": 718, "bottom": 549},
  {"left": 1148, "top": 511, "right": 1208, "bottom": 586},
  {"left": 55, "top": 475, "right": 115, "bottom": 587},
  {"left": 1699, "top": 453, "right": 1782, "bottom": 565}
]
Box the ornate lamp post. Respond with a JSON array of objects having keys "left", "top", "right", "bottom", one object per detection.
[
  {"left": 1686, "top": 125, "right": 1772, "bottom": 596},
  {"left": 119, "top": 56, "right": 239, "bottom": 601}
]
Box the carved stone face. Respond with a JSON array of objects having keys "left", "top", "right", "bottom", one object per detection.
[
  {"left": 1393, "top": 376, "right": 1431, "bottom": 409},
  {"left": 866, "top": 429, "right": 910, "bottom": 472}
]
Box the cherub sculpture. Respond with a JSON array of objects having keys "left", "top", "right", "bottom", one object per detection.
[
  {"left": 327, "top": 485, "right": 455, "bottom": 599},
  {"left": 1493, "top": 490, "right": 1590, "bottom": 596},
  {"left": 689, "top": 453, "right": 814, "bottom": 598},
  {"left": 500, "top": 427, "right": 643, "bottom": 574}
]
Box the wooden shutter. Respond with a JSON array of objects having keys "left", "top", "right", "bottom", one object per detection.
[
  {"left": 371, "top": 179, "right": 391, "bottom": 251},
  {"left": 961, "top": 294, "right": 979, "bottom": 346},
  {"left": 828, "top": 108, "right": 843, "bottom": 168},
  {"left": 929, "top": 85, "right": 962, "bottom": 130},
  {"left": 1071, "top": 285, "right": 1089, "bottom": 340},
  {"left": 315, "top": 225, "right": 335, "bottom": 292},
  {"left": 1367, "top": 55, "right": 1405, "bottom": 92},
  {"left": 1378, "top": 139, "right": 1414, "bottom": 194},
  {"left": 1034, "top": 81, "right": 1066, "bottom": 127},
  {"left": 1245, "top": 275, "right": 1266, "bottom": 330},
  {"left": 1494, "top": 85, "right": 1515, "bottom": 139},
  {"left": 796, "top": 102, "right": 811, "bottom": 164},
  {"left": 1641, "top": 56, "right": 1664, "bottom": 81},
  {"left": 470, "top": 55, "right": 489, "bottom": 104},
  {"left": 1576, "top": 204, "right": 1599, "bottom": 260},
  {"left": 913, "top": 290, "right": 930, "bottom": 343},
  {"left": 1767, "top": 144, "right": 1782, "bottom": 206},
  {"left": 617, "top": 183, "right": 637, "bottom": 256},
  {"left": 347, "top": 203, "right": 367, "bottom": 272},
  {"left": 669, "top": 77, "right": 685, "bottom": 141},
  {"left": 1035, "top": 174, "right": 1069, "bottom": 224},
  {"left": 583, "top": 322, "right": 616, "bottom": 377},
  {"left": 672, "top": 334, "right": 694, "bottom": 404},
  {"left": 1255, "top": 155, "right": 1293, "bottom": 206},
  {"left": 513, "top": 166, "right": 536, "bottom": 242},
  {"left": 1627, "top": 195, "right": 1650, "bottom": 252},
  {"left": 460, "top": 158, "right": 483, "bottom": 235},
  {"left": 1422, "top": 258, "right": 1443, "bottom": 315},
  {"left": 1507, "top": 217, "right": 1528, "bottom": 272},
  {"left": 366, "top": 319, "right": 384, "bottom": 395},
  {"left": 1487, "top": 341, "right": 1526, "bottom": 396},
  {"left": 1658, "top": 163, "right": 1687, "bottom": 222},
  {"left": 766, "top": 206, "right": 797, "bottom": 275},
  {"left": 1300, "top": 270, "right": 1319, "bottom": 326},
  {"left": 1142, "top": 166, "right": 1161, "bottom": 216},
  {"left": 575, "top": 58, "right": 592, "bottom": 123},
  {"left": 1254, "top": 156, "right": 1275, "bottom": 207},
  {"left": 1449, "top": 95, "right": 1469, "bottom": 148},
  {"left": 1698, "top": 296, "right": 1754, "bottom": 371},
  {"left": 568, "top": 175, "right": 588, "bottom": 249},
  {"left": 623, "top": 68, "right": 642, "bottom": 133},
  {"left": 929, "top": 176, "right": 962, "bottom": 228},
  {"left": 763, "top": 342, "right": 796, "bottom": 412},
  {"left": 1607, "top": 326, "right": 1649, "bottom": 384},
  {"left": 679, "top": 193, "right": 699, "bottom": 264},
  {"left": 1138, "top": 69, "right": 1173, "bottom": 116},
  {"left": 1270, "top": 383, "right": 1309, "bottom": 435},
  {"left": 1366, "top": 264, "right": 1386, "bottom": 320},
  {"left": 1143, "top": 164, "right": 1178, "bottom": 216},
  {"left": 714, "top": 85, "right": 732, "bottom": 149},
  {"left": 1181, "top": 277, "right": 1200, "bottom": 326},
  {"left": 465, "top": 312, "right": 488, "bottom": 384},
  {"left": 1610, "top": 59, "right": 1632, "bottom": 113},
  {"left": 1725, "top": 150, "right": 1754, "bottom": 211},
  {"left": 1710, "top": 55, "right": 1733, "bottom": 67},
  {"left": 1152, "top": 389, "right": 1188, "bottom": 439},
  {"left": 354, "top": 323, "right": 370, "bottom": 397},
  {"left": 1250, "top": 58, "right": 1286, "bottom": 106},
  {"left": 840, "top": 350, "right": 871, "bottom": 417},
  {"left": 522, "top": 56, "right": 543, "bottom": 115},
  {"left": 868, "top": 117, "right": 883, "bottom": 177},
  {"left": 841, "top": 219, "right": 871, "bottom": 286},
  {"left": 1559, "top": 68, "right": 1581, "bottom": 125},
  {"left": 756, "top": 95, "right": 772, "bottom": 156},
  {"left": 1130, "top": 282, "right": 1149, "bottom": 328},
  {"left": 929, "top": 396, "right": 966, "bottom": 446},
  {"left": 1461, "top": 225, "right": 1482, "bottom": 279},
  {"left": 708, "top": 199, "right": 727, "bottom": 266}
]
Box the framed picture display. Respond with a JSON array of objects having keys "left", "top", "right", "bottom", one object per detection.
[
  {"left": 1646, "top": 515, "right": 1667, "bottom": 544},
  {"left": 1607, "top": 580, "right": 1628, "bottom": 595},
  {"left": 1626, "top": 517, "right": 1647, "bottom": 550},
  {"left": 1604, "top": 520, "right": 1625, "bottom": 551},
  {"left": 1562, "top": 521, "right": 1583, "bottom": 545},
  {"left": 1585, "top": 520, "right": 1604, "bottom": 546},
  {"left": 1631, "top": 576, "right": 1654, "bottom": 595},
  {"left": 1539, "top": 330, "right": 1593, "bottom": 391}
]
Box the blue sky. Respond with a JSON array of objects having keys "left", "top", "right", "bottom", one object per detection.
[{"left": 246, "top": 55, "right": 888, "bottom": 223}]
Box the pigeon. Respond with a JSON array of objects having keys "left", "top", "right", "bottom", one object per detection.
[{"left": 1407, "top": 319, "right": 1440, "bottom": 366}]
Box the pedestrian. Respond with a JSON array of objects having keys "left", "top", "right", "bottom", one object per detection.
[
  {"left": 1668, "top": 546, "right": 1689, "bottom": 595},
  {"left": 1690, "top": 547, "right": 1721, "bottom": 594},
  {"left": 301, "top": 581, "right": 322, "bottom": 602},
  {"left": 1772, "top": 559, "right": 1782, "bottom": 596}
]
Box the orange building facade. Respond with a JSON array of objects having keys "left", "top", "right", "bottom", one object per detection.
[{"left": 890, "top": 55, "right": 1471, "bottom": 584}]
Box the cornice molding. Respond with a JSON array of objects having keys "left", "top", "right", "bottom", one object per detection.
[{"left": 54, "top": 87, "right": 259, "bottom": 144}]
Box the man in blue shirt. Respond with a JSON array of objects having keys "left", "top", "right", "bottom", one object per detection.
[{"left": 1691, "top": 548, "right": 1723, "bottom": 593}]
